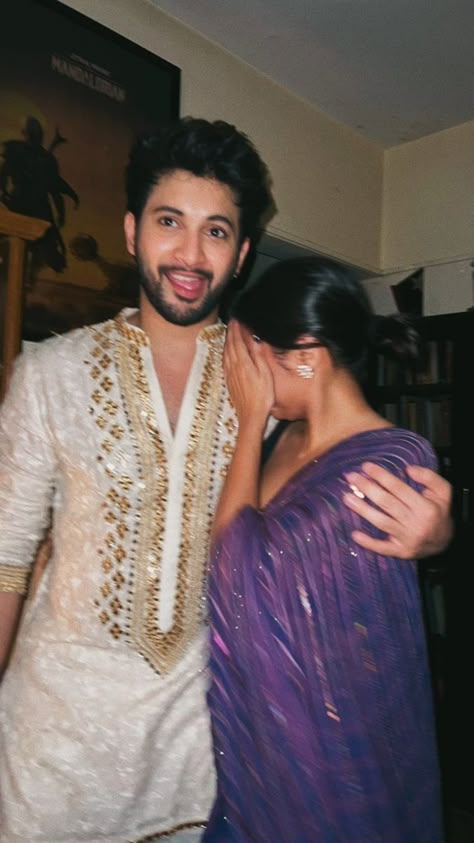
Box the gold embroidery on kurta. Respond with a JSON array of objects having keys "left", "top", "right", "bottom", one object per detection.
[
  {"left": 89, "top": 322, "right": 131, "bottom": 644},
  {"left": 88, "top": 316, "right": 230, "bottom": 674},
  {"left": 119, "top": 317, "right": 227, "bottom": 674},
  {"left": 0, "top": 563, "right": 29, "bottom": 594}
]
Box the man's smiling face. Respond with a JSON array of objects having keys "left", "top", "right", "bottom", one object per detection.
[{"left": 124, "top": 169, "right": 249, "bottom": 327}]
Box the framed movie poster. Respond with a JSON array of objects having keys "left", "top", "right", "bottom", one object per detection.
[{"left": 0, "top": 0, "right": 180, "bottom": 350}]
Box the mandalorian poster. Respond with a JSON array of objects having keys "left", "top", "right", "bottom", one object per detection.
[{"left": 0, "top": 0, "right": 180, "bottom": 340}]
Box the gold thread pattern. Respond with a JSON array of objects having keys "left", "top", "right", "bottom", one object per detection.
[
  {"left": 0, "top": 563, "right": 29, "bottom": 594},
  {"left": 88, "top": 321, "right": 133, "bottom": 644},
  {"left": 88, "top": 315, "right": 233, "bottom": 675},
  {"left": 129, "top": 321, "right": 227, "bottom": 673}
]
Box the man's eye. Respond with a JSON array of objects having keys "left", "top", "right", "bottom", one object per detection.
[
  {"left": 209, "top": 227, "right": 227, "bottom": 239},
  {"left": 159, "top": 216, "right": 177, "bottom": 227}
]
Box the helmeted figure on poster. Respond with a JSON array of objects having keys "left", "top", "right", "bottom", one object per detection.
[{"left": 0, "top": 116, "right": 79, "bottom": 278}]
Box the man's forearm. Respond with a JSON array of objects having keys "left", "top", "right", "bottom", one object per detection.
[{"left": 0, "top": 591, "right": 24, "bottom": 679}]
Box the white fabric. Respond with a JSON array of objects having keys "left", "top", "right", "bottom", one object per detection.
[{"left": 0, "top": 312, "right": 238, "bottom": 842}]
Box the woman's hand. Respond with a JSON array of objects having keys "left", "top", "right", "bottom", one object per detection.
[
  {"left": 212, "top": 322, "right": 273, "bottom": 539},
  {"left": 224, "top": 321, "right": 274, "bottom": 432}
]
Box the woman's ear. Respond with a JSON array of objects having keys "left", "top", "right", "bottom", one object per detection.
[
  {"left": 296, "top": 347, "right": 313, "bottom": 364},
  {"left": 295, "top": 349, "right": 315, "bottom": 379},
  {"left": 296, "top": 339, "right": 321, "bottom": 366},
  {"left": 295, "top": 340, "right": 331, "bottom": 378}
]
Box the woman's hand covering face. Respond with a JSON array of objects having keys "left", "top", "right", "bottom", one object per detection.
[{"left": 224, "top": 320, "right": 274, "bottom": 430}]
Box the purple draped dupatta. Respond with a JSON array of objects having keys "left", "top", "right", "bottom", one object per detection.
[{"left": 204, "top": 429, "right": 443, "bottom": 843}]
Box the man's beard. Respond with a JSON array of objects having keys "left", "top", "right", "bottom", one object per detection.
[{"left": 136, "top": 258, "right": 233, "bottom": 327}]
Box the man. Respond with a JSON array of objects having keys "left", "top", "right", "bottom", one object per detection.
[{"left": 0, "top": 117, "right": 451, "bottom": 842}]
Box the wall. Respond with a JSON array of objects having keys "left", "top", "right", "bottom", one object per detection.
[
  {"left": 382, "top": 120, "right": 474, "bottom": 272},
  {"left": 59, "top": 0, "right": 383, "bottom": 273},
  {"left": 363, "top": 260, "right": 474, "bottom": 317}
]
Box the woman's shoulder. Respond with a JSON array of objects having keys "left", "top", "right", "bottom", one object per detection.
[
  {"left": 364, "top": 426, "right": 435, "bottom": 461},
  {"left": 325, "top": 426, "right": 437, "bottom": 475}
]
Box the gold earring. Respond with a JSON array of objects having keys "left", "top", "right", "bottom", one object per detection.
[{"left": 296, "top": 363, "right": 314, "bottom": 379}]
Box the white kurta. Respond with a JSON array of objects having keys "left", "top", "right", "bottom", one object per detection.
[{"left": 0, "top": 312, "right": 238, "bottom": 842}]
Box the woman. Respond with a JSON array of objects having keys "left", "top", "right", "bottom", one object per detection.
[{"left": 203, "top": 258, "right": 443, "bottom": 842}]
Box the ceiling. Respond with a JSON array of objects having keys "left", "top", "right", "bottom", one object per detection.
[{"left": 149, "top": 0, "right": 474, "bottom": 148}]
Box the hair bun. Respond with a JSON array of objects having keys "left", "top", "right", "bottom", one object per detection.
[{"left": 369, "top": 314, "right": 419, "bottom": 362}]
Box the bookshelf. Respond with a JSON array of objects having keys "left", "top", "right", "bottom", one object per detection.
[
  {"left": 368, "top": 310, "right": 473, "bottom": 511},
  {"left": 368, "top": 309, "right": 474, "bottom": 825}
]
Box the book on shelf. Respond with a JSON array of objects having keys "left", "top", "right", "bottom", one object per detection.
[
  {"left": 375, "top": 338, "right": 453, "bottom": 388},
  {"left": 416, "top": 340, "right": 439, "bottom": 385},
  {"left": 437, "top": 339, "right": 454, "bottom": 383},
  {"left": 376, "top": 356, "right": 415, "bottom": 387},
  {"left": 430, "top": 397, "right": 451, "bottom": 447},
  {"left": 382, "top": 395, "right": 451, "bottom": 449}
]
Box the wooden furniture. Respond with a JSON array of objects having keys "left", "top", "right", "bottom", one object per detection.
[{"left": 0, "top": 207, "right": 49, "bottom": 400}]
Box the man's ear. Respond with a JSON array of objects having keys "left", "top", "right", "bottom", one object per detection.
[
  {"left": 236, "top": 237, "right": 250, "bottom": 275},
  {"left": 124, "top": 212, "right": 136, "bottom": 257}
]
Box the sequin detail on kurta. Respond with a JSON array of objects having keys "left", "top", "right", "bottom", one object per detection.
[{"left": 204, "top": 428, "right": 443, "bottom": 843}]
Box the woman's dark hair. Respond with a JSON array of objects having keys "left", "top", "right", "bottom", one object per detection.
[
  {"left": 233, "top": 256, "right": 418, "bottom": 379},
  {"left": 125, "top": 116, "right": 274, "bottom": 243}
]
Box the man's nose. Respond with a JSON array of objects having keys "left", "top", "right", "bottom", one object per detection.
[{"left": 174, "top": 229, "right": 205, "bottom": 266}]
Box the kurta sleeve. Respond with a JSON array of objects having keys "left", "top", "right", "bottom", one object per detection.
[{"left": 0, "top": 349, "right": 57, "bottom": 593}]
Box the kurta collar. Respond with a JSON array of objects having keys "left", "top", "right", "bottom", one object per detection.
[{"left": 114, "top": 308, "right": 226, "bottom": 347}]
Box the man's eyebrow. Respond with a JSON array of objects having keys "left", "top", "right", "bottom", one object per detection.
[{"left": 152, "top": 205, "right": 183, "bottom": 216}]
